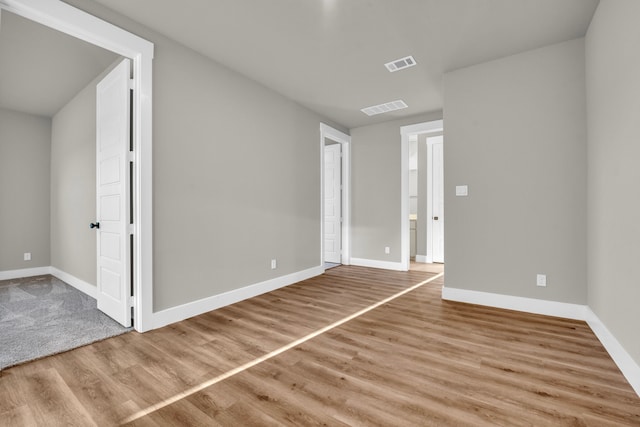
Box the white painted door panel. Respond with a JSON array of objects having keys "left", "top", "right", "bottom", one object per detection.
[
  {"left": 96, "top": 58, "right": 132, "bottom": 327},
  {"left": 324, "top": 144, "right": 341, "bottom": 263},
  {"left": 432, "top": 140, "right": 444, "bottom": 263}
]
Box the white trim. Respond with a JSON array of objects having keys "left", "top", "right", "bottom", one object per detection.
[
  {"left": 153, "top": 265, "right": 324, "bottom": 329},
  {"left": 320, "top": 123, "right": 351, "bottom": 266},
  {"left": 400, "top": 120, "right": 443, "bottom": 272},
  {"left": 0, "top": 266, "right": 97, "bottom": 300},
  {"left": 400, "top": 129, "right": 409, "bottom": 271},
  {"left": 0, "top": 0, "right": 155, "bottom": 332},
  {"left": 586, "top": 308, "right": 640, "bottom": 397},
  {"left": 50, "top": 267, "right": 97, "bottom": 299},
  {"left": 441, "top": 286, "right": 587, "bottom": 320},
  {"left": 415, "top": 255, "right": 428, "bottom": 263},
  {"left": 441, "top": 286, "right": 640, "bottom": 398},
  {"left": 0, "top": 266, "right": 51, "bottom": 281},
  {"left": 350, "top": 258, "right": 404, "bottom": 271}
]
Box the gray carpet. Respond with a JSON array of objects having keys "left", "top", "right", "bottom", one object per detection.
[{"left": 0, "top": 274, "right": 131, "bottom": 370}]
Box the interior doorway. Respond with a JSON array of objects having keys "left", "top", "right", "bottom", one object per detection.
[
  {"left": 400, "top": 120, "right": 444, "bottom": 271},
  {"left": 427, "top": 134, "right": 444, "bottom": 263},
  {"left": 320, "top": 123, "right": 351, "bottom": 270},
  {"left": 324, "top": 141, "right": 342, "bottom": 265},
  {"left": 0, "top": 0, "right": 154, "bottom": 331}
]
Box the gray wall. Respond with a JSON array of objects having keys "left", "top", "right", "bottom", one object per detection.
[
  {"left": 350, "top": 112, "right": 442, "bottom": 263},
  {"left": 586, "top": 0, "right": 640, "bottom": 365},
  {"left": 66, "top": 0, "right": 346, "bottom": 311},
  {"left": 50, "top": 73, "right": 99, "bottom": 286},
  {"left": 443, "top": 38, "right": 587, "bottom": 304},
  {"left": 0, "top": 108, "right": 51, "bottom": 271}
]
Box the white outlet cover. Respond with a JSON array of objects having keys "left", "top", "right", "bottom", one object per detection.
[
  {"left": 24, "top": 252, "right": 31, "bottom": 261},
  {"left": 536, "top": 274, "right": 547, "bottom": 287},
  {"left": 456, "top": 185, "right": 468, "bottom": 196}
]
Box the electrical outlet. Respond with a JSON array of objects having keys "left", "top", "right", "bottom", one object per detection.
[
  {"left": 536, "top": 274, "right": 547, "bottom": 287},
  {"left": 384, "top": 247, "right": 390, "bottom": 254},
  {"left": 271, "top": 259, "right": 277, "bottom": 270},
  {"left": 24, "top": 252, "right": 31, "bottom": 261}
]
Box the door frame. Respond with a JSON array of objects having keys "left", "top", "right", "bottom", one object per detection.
[
  {"left": 0, "top": 0, "right": 155, "bottom": 332},
  {"left": 400, "top": 120, "right": 443, "bottom": 271},
  {"left": 320, "top": 123, "right": 351, "bottom": 267}
]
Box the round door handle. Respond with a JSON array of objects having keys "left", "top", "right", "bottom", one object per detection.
[{"left": 90, "top": 222, "right": 100, "bottom": 229}]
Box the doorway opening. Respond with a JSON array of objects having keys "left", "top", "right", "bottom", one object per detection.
[
  {"left": 0, "top": 0, "right": 154, "bottom": 331},
  {"left": 320, "top": 123, "right": 351, "bottom": 270},
  {"left": 400, "top": 120, "right": 444, "bottom": 271}
]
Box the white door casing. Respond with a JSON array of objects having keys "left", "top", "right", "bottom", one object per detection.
[
  {"left": 400, "top": 120, "right": 443, "bottom": 270},
  {"left": 430, "top": 137, "right": 444, "bottom": 263},
  {"left": 1, "top": 0, "right": 154, "bottom": 332},
  {"left": 319, "top": 123, "right": 351, "bottom": 267},
  {"left": 324, "top": 143, "right": 341, "bottom": 263},
  {"left": 96, "top": 58, "right": 132, "bottom": 327}
]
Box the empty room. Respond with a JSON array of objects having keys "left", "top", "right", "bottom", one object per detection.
[{"left": 0, "top": 0, "right": 638, "bottom": 425}]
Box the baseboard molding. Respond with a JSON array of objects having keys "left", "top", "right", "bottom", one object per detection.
[
  {"left": 152, "top": 265, "right": 325, "bottom": 329},
  {"left": 0, "top": 266, "right": 51, "bottom": 281},
  {"left": 50, "top": 267, "right": 97, "bottom": 299},
  {"left": 586, "top": 308, "right": 640, "bottom": 397},
  {"left": 350, "top": 258, "right": 405, "bottom": 271},
  {"left": 441, "top": 286, "right": 640, "bottom": 398},
  {"left": 441, "top": 286, "right": 587, "bottom": 320},
  {"left": 415, "top": 255, "right": 428, "bottom": 263}
]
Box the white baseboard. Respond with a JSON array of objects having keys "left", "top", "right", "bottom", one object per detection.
[
  {"left": 350, "top": 258, "right": 405, "bottom": 271},
  {"left": 442, "top": 286, "right": 640, "bottom": 398},
  {"left": 441, "top": 286, "right": 587, "bottom": 320},
  {"left": 0, "top": 266, "right": 51, "bottom": 281},
  {"left": 50, "top": 267, "right": 97, "bottom": 299},
  {"left": 415, "top": 255, "right": 428, "bottom": 263},
  {"left": 586, "top": 308, "right": 640, "bottom": 397},
  {"left": 152, "top": 265, "right": 325, "bottom": 329}
]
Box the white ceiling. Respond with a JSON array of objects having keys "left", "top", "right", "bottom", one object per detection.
[
  {"left": 0, "top": 10, "right": 118, "bottom": 117},
  {"left": 92, "top": 0, "right": 599, "bottom": 129},
  {"left": 1, "top": 1, "right": 599, "bottom": 125}
]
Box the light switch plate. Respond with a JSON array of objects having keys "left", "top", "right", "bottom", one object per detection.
[{"left": 456, "top": 185, "right": 468, "bottom": 196}]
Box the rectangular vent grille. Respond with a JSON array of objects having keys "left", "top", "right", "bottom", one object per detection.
[
  {"left": 385, "top": 55, "right": 416, "bottom": 72},
  {"left": 361, "top": 100, "right": 408, "bottom": 116}
]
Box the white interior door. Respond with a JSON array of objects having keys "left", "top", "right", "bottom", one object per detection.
[
  {"left": 324, "top": 143, "right": 342, "bottom": 264},
  {"left": 431, "top": 138, "right": 444, "bottom": 263},
  {"left": 95, "top": 59, "right": 132, "bottom": 327}
]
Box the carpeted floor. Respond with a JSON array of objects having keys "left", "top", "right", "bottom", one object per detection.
[{"left": 0, "top": 274, "right": 131, "bottom": 370}]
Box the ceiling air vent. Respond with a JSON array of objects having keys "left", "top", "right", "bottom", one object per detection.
[
  {"left": 385, "top": 55, "right": 417, "bottom": 72},
  {"left": 361, "top": 100, "right": 408, "bottom": 116}
]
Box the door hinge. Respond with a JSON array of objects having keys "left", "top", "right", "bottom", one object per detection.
[
  {"left": 127, "top": 151, "right": 135, "bottom": 162},
  {"left": 128, "top": 224, "right": 136, "bottom": 235},
  {"left": 128, "top": 78, "right": 134, "bottom": 90}
]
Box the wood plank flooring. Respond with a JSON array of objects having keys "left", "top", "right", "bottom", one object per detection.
[{"left": 0, "top": 264, "right": 638, "bottom": 426}]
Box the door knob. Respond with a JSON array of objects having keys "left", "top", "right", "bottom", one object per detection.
[
  {"left": 433, "top": 216, "right": 439, "bottom": 220},
  {"left": 90, "top": 222, "right": 100, "bottom": 229}
]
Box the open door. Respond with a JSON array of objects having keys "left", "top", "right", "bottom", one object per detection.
[
  {"left": 430, "top": 136, "right": 444, "bottom": 263},
  {"left": 324, "top": 143, "right": 342, "bottom": 263},
  {"left": 95, "top": 59, "right": 132, "bottom": 327}
]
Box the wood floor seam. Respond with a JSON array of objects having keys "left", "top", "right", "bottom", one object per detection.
[{"left": 1, "top": 264, "right": 638, "bottom": 426}]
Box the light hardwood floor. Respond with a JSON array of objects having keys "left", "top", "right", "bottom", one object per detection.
[{"left": 0, "top": 265, "right": 638, "bottom": 426}]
